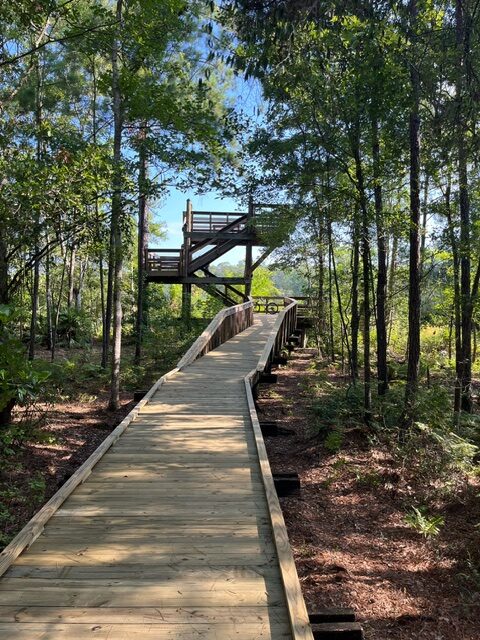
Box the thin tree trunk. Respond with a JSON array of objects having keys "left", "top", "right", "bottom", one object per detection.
[
  {"left": 387, "top": 234, "right": 398, "bottom": 346},
  {"left": 317, "top": 216, "right": 326, "bottom": 356},
  {"left": 75, "top": 258, "right": 87, "bottom": 311},
  {"left": 352, "top": 126, "right": 371, "bottom": 423},
  {"left": 67, "top": 245, "right": 76, "bottom": 308},
  {"left": 45, "top": 243, "right": 53, "bottom": 351},
  {"left": 328, "top": 221, "right": 353, "bottom": 377},
  {"left": 29, "top": 56, "right": 43, "bottom": 361},
  {"left": 135, "top": 125, "right": 148, "bottom": 364},
  {"left": 420, "top": 175, "right": 429, "bottom": 269},
  {"left": 403, "top": 0, "right": 422, "bottom": 432},
  {"left": 28, "top": 257, "right": 40, "bottom": 360},
  {"left": 108, "top": 0, "right": 125, "bottom": 411},
  {"left": 351, "top": 209, "right": 360, "bottom": 382},
  {"left": 0, "top": 234, "right": 8, "bottom": 304},
  {"left": 328, "top": 236, "right": 335, "bottom": 362},
  {"left": 445, "top": 183, "right": 462, "bottom": 413},
  {"left": 103, "top": 226, "right": 115, "bottom": 369},
  {"left": 51, "top": 252, "right": 67, "bottom": 362},
  {"left": 455, "top": 0, "right": 473, "bottom": 413},
  {"left": 371, "top": 115, "right": 388, "bottom": 395}
]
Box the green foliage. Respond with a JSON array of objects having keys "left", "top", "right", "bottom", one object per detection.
[
  {"left": 405, "top": 507, "right": 445, "bottom": 539},
  {"left": 458, "top": 551, "right": 480, "bottom": 604},
  {"left": 0, "top": 306, "right": 50, "bottom": 431},
  {"left": 56, "top": 308, "right": 93, "bottom": 346},
  {"left": 323, "top": 429, "right": 344, "bottom": 453}
]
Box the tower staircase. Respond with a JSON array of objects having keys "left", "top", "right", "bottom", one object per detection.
[{"left": 145, "top": 199, "right": 274, "bottom": 314}]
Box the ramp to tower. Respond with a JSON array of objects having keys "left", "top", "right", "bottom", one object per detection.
[{"left": 0, "top": 300, "right": 313, "bottom": 640}]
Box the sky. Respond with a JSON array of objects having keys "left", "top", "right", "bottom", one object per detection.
[
  {"left": 151, "top": 74, "right": 266, "bottom": 264},
  {"left": 153, "top": 187, "right": 262, "bottom": 264}
]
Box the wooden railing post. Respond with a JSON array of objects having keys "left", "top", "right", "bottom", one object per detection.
[
  {"left": 245, "top": 195, "right": 254, "bottom": 298},
  {"left": 182, "top": 200, "right": 193, "bottom": 322}
]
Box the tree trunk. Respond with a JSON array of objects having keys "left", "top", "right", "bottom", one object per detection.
[
  {"left": 328, "top": 221, "right": 353, "bottom": 377},
  {"left": 403, "top": 0, "right": 422, "bottom": 431},
  {"left": 135, "top": 125, "right": 148, "bottom": 364},
  {"left": 28, "top": 257, "right": 40, "bottom": 360},
  {"left": 0, "top": 234, "right": 8, "bottom": 304},
  {"left": 445, "top": 183, "right": 462, "bottom": 414},
  {"left": 108, "top": 0, "right": 125, "bottom": 411},
  {"left": 45, "top": 244, "right": 53, "bottom": 351},
  {"left": 328, "top": 237, "right": 335, "bottom": 362},
  {"left": 387, "top": 234, "right": 398, "bottom": 345},
  {"left": 29, "top": 56, "right": 43, "bottom": 361},
  {"left": 351, "top": 209, "right": 360, "bottom": 382},
  {"left": 67, "top": 245, "right": 76, "bottom": 308},
  {"left": 352, "top": 126, "right": 371, "bottom": 423},
  {"left": 103, "top": 225, "right": 115, "bottom": 369},
  {"left": 455, "top": 0, "right": 473, "bottom": 413},
  {"left": 51, "top": 252, "right": 67, "bottom": 363},
  {"left": 371, "top": 114, "right": 388, "bottom": 395}
]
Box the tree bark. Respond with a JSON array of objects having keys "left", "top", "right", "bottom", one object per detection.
[
  {"left": 387, "top": 234, "right": 398, "bottom": 345},
  {"left": 351, "top": 208, "right": 360, "bottom": 382},
  {"left": 0, "top": 234, "right": 8, "bottom": 305},
  {"left": 403, "top": 0, "right": 422, "bottom": 430},
  {"left": 371, "top": 114, "right": 388, "bottom": 395},
  {"left": 108, "top": 0, "right": 125, "bottom": 411},
  {"left": 328, "top": 237, "right": 335, "bottom": 362},
  {"left": 67, "top": 245, "right": 76, "bottom": 308},
  {"left": 352, "top": 126, "right": 371, "bottom": 423},
  {"left": 28, "top": 55, "right": 43, "bottom": 360},
  {"left": 135, "top": 125, "right": 148, "bottom": 364},
  {"left": 45, "top": 243, "right": 53, "bottom": 351},
  {"left": 455, "top": 0, "right": 473, "bottom": 413},
  {"left": 328, "top": 220, "right": 353, "bottom": 377},
  {"left": 445, "top": 183, "right": 462, "bottom": 414}
]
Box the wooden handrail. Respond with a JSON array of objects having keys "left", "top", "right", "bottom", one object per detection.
[
  {"left": 177, "top": 300, "right": 254, "bottom": 369},
  {"left": 244, "top": 297, "right": 314, "bottom": 640},
  {"left": 252, "top": 297, "right": 297, "bottom": 382}
]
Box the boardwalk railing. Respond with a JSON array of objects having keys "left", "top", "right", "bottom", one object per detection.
[
  {"left": 177, "top": 300, "right": 253, "bottom": 368},
  {"left": 250, "top": 297, "right": 297, "bottom": 384},
  {"left": 244, "top": 297, "right": 314, "bottom": 640}
]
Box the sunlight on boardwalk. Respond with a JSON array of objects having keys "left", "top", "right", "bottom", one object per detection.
[{"left": 0, "top": 315, "right": 296, "bottom": 639}]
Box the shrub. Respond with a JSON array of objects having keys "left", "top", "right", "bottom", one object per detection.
[
  {"left": 0, "top": 305, "right": 50, "bottom": 436},
  {"left": 405, "top": 507, "right": 445, "bottom": 538}
]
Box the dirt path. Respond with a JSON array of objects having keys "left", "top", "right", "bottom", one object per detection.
[{"left": 257, "top": 349, "right": 480, "bottom": 640}]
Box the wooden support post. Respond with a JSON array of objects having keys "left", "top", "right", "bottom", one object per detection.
[
  {"left": 259, "top": 372, "right": 278, "bottom": 384},
  {"left": 273, "top": 472, "right": 300, "bottom": 497},
  {"left": 259, "top": 420, "right": 279, "bottom": 436},
  {"left": 181, "top": 283, "right": 192, "bottom": 324},
  {"left": 309, "top": 610, "right": 356, "bottom": 624},
  {"left": 260, "top": 421, "right": 295, "bottom": 437},
  {"left": 301, "top": 330, "right": 308, "bottom": 348}
]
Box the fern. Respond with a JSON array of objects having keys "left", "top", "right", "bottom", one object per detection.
[{"left": 405, "top": 507, "right": 444, "bottom": 538}]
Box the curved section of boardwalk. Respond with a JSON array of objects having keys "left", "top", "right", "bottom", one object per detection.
[{"left": 0, "top": 315, "right": 303, "bottom": 639}]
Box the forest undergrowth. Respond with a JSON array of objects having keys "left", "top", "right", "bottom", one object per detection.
[{"left": 258, "top": 348, "right": 480, "bottom": 640}]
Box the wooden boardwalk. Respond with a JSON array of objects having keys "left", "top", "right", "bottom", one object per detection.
[{"left": 0, "top": 314, "right": 314, "bottom": 639}]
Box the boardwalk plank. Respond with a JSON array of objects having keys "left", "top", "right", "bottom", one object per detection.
[{"left": 0, "top": 315, "right": 313, "bottom": 640}]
